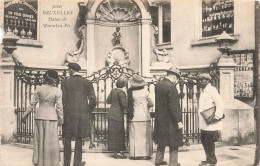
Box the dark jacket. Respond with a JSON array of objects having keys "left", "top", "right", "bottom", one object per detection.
[
  {"left": 107, "top": 88, "right": 127, "bottom": 121},
  {"left": 153, "top": 78, "right": 183, "bottom": 147},
  {"left": 61, "top": 75, "right": 96, "bottom": 138}
]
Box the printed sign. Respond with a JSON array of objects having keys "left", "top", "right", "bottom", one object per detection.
[
  {"left": 230, "top": 52, "right": 254, "bottom": 98},
  {"left": 4, "top": 0, "right": 38, "bottom": 40}
]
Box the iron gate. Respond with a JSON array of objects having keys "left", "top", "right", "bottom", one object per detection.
[{"left": 14, "top": 62, "right": 219, "bottom": 146}]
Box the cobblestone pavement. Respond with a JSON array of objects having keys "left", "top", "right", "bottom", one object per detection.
[{"left": 0, "top": 143, "right": 255, "bottom": 166}]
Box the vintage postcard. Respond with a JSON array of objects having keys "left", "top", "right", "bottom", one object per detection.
[{"left": 0, "top": 0, "right": 257, "bottom": 165}]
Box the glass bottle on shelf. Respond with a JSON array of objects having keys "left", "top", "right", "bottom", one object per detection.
[
  {"left": 21, "top": 29, "right": 26, "bottom": 37},
  {"left": 215, "top": 24, "right": 219, "bottom": 30},
  {"left": 219, "top": 21, "right": 223, "bottom": 29},
  {"left": 229, "top": 22, "right": 233, "bottom": 28},
  {"left": 13, "top": 27, "right": 18, "bottom": 35},
  {"left": 27, "top": 30, "right": 32, "bottom": 38},
  {"left": 208, "top": 25, "right": 212, "bottom": 31},
  {"left": 7, "top": 27, "right": 12, "bottom": 32}
]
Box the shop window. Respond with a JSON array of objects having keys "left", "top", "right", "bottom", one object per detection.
[
  {"left": 151, "top": 2, "right": 171, "bottom": 44},
  {"left": 4, "top": 0, "right": 38, "bottom": 40},
  {"left": 202, "top": 0, "right": 234, "bottom": 38}
]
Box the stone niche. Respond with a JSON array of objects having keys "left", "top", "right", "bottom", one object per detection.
[{"left": 82, "top": 0, "right": 152, "bottom": 75}]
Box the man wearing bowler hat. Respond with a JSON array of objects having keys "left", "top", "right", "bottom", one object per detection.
[
  {"left": 153, "top": 65, "right": 183, "bottom": 166},
  {"left": 62, "top": 63, "right": 96, "bottom": 166}
]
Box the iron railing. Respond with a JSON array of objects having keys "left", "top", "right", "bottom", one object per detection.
[{"left": 14, "top": 61, "right": 219, "bottom": 146}]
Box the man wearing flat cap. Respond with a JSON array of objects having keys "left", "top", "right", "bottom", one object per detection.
[
  {"left": 197, "top": 73, "right": 224, "bottom": 166},
  {"left": 62, "top": 63, "right": 97, "bottom": 166},
  {"left": 153, "top": 65, "right": 183, "bottom": 166}
]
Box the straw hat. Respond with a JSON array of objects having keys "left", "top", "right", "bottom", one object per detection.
[
  {"left": 166, "top": 65, "right": 180, "bottom": 77},
  {"left": 130, "top": 74, "right": 146, "bottom": 88}
]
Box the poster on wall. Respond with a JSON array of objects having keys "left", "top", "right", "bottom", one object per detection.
[
  {"left": 230, "top": 51, "right": 254, "bottom": 98},
  {"left": 4, "top": 0, "right": 38, "bottom": 40}
]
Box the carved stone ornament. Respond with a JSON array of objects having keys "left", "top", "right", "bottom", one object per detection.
[
  {"left": 96, "top": 0, "right": 142, "bottom": 22},
  {"left": 153, "top": 48, "right": 170, "bottom": 63},
  {"left": 106, "top": 46, "right": 130, "bottom": 67},
  {"left": 65, "top": 25, "right": 86, "bottom": 64}
]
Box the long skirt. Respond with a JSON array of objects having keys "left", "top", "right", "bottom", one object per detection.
[
  {"left": 129, "top": 121, "right": 153, "bottom": 157},
  {"left": 33, "top": 119, "right": 60, "bottom": 166},
  {"left": 108, "top": 119, "right": 126, "bottom": 152}
]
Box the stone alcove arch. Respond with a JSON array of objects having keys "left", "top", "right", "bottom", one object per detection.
[
  {"left": 83, "top": 0, "right": 152, "bottom": 76},
  {"left": 86, "top": 0, "right": 151, "bottom": 20}
]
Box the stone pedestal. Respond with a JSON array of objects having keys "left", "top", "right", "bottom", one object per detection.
[
  {"left": 218, "top": 55, "right": 236, "bottom": 106},
  {"left": 0, "top": 61, "right": 16, "bottom": 143}
]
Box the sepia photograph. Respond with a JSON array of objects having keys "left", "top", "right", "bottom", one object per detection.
[{"left": 0, "top": 0, "right": 258, "bottom": 165}]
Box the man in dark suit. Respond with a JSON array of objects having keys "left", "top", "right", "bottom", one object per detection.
[
  {"left": 62, "top": 63, "right": 96, "bottom": 166},
  {"left": 153, "top": 65, "right": 183, "bottom": 166}
]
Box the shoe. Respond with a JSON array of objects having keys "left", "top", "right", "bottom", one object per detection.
[
  {"left": 155, "top": 161, "right": 167, "bottom": 166},
  {"left": 142, "top": 156, "right": 151, "bottom": 160},
  {"left": 77, "top": 161, "right": 86, "bottom": 166},
  {"left": 201, "top": 161, "right": 208, "bottom": 164},
  {"left": 89, "top": 143, "right": 96, "bottom": 149},
  {"left": 114, "top": 153, "right": 127, "bottom": 159},
  {"left": 200, "top": 163, "right": 215, "bottom": 166}
]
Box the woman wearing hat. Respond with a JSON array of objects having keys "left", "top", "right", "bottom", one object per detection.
[
  {"left": 22, "top": 70, "right": 63, "bottom": 166},
  {"left": 127, "top": 74, "right": 154, "bottom": 160},
  {"left": 107, "top": 75, "right": 128, "bottom": 159}
]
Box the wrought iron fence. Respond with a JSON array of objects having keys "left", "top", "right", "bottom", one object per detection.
[{"left": 14, "top": 61, "right": 219, "bottom": 146}]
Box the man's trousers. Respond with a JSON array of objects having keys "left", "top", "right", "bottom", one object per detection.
[
  {"left": 64, "top": 138, "right": 83, "bottom": 166},
  {"left": 201, "top": 130, "right": 219, "bottom": 165},
  {"left": 155, "top": 144, "right": 179, "bottom": 166}
]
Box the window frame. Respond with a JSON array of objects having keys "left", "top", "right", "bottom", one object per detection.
[
  {"left": 157, "top": 2, "right": 171, "bottom": 45},
  {"left": 201, "top": 0, "right": 234, "bottom": 39},
  {"left": 3, "top": 0, "right": 43, "bottom": 47}
]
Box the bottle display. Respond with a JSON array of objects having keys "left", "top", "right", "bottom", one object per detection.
[
  {"left": 3, "top": 0, "right": 38, "bottom": 40},
  {"left": 202, "top": 0, "right": 234, "bottom": 37}
]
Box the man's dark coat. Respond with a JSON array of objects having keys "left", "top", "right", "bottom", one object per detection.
[
  {"left": 61, "top": 75, "right": 96, "bottom": 138},
  {"left": 153, "top": 78, "right": 183, "bottom": 148}
]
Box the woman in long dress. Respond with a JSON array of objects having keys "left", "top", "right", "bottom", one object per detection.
[
  {"left": 107, "top": 76, "right": 128, "bottom": 159},
  {"left": 22, "top": 70, "right": 63, "bottom": 166},
  {"left": 127, "top": 74, "right": 154, "bottom": 160}
]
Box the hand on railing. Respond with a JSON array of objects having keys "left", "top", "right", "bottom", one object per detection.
[
  {"left": 178, "top": 122, "right": 183, "bottom": 129},
  {"left": 21, "top": 114, "right": 28, "bottom": 124}
]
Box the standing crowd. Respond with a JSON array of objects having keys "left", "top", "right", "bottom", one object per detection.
[{"left": 22, "top": 63, "right": 224, "bottom": 166}]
